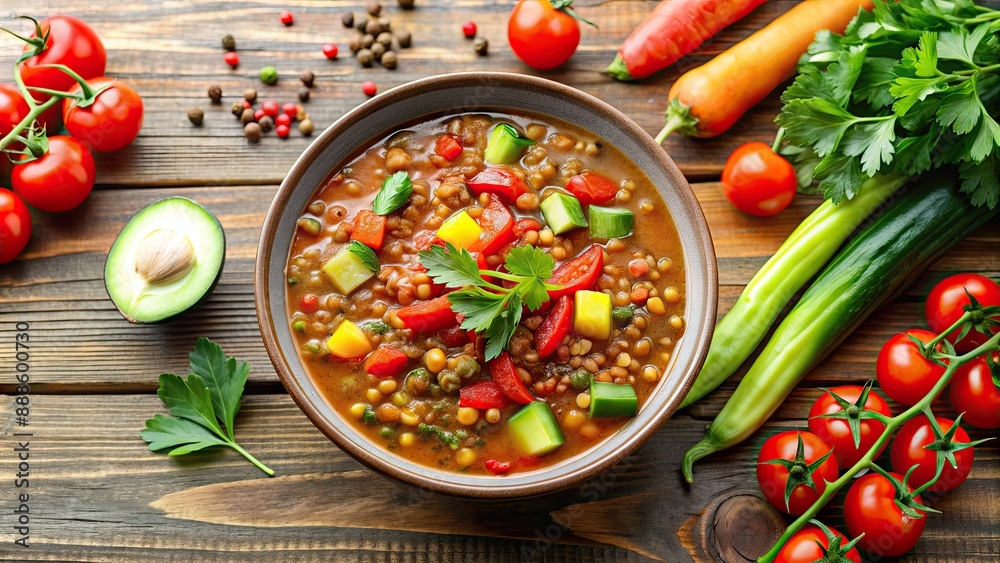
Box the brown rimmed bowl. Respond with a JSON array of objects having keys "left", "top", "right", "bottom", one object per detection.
[{"left": 256, "top": 72, "right": 718, "bottom": 498}]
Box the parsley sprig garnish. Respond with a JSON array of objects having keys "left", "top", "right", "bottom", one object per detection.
[
  {"left": 140, "top": 338, "right": 274, "bottom": 476},
  {"left": 418, "top": 243, "right": 559, "bottom": 360},
  {"left": 776, "top": 0, "right": 1000, "bottom": 208}
]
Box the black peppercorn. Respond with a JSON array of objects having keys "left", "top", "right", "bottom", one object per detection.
[
  {"left": 300, "top": 69, "right": 316, "bottom": 88},
  {"left": 258, "top": 115, "right": 274, "bottom": 133},
  {"left": 381, "top": 50, "right": 398, "bottom": 69},
  {"left": 244, "top": 88, "right": 257, "bottom": 102},
  {"left": 474, "top": 37, "right": 488, "bottom": 56},
  {"left": 357, "top": 48, "right": 375, "bottom": 67},
  {"left": 231, "top": 101, "right": 245, "bottom": 117},
  {"left": 241, "top": 108, "right": 256, "bottom": 125},
  {"left": 395, "top": 29, "right": 412, "bottom": 48},
  {"left": 367, "top": 2, "right": 382, "bottom": 17},
  {"left": 355, "top": 15, "right": 368, "bottom": 32},
  {"left": 298, "top": 87, "right": 311, "bottom": 102},
  {"left": 221, "top": 34, "right": 236, "bottom": 51},
  {"left": 208, "top": 85, "right": 223, "bottom": 103},
  {"left": 244, "top": 122, "right": 262, "bottom": 143},
  {"left": 342, "top": 12, "right": 354, "bottom": 28},
  {"left": 188, "top": 107, "right": 204, "bottom": 126}
]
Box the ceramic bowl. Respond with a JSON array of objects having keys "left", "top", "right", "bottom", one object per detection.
[{"left": 256, "top": 72, "right": 717, "bottom": 498}]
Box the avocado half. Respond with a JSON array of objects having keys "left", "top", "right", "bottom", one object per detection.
[{"left": 105, "top": 197, "right": 226, "bottom": 323}]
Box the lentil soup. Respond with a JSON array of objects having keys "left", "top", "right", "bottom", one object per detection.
[{"left": 285, "top": 112, "right": 685, "bottom": 475}]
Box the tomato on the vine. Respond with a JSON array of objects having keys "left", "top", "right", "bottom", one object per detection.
[
  {"left": 62, "top": 77, "right": 144, "bottom": 152},
  {"left": 508, "top": 0, "right": 588, "bottom": 70},
  {"left": 0, "top": 84, "right": 31, "bottom": 139},
  {"left": 925, "top": 273, "right": 1000, "bottom": 353},
  {"left": 0, "top": 189, "right": 32, "bottom": 264},
  {"left": 808, "top": 385, "right": 891, "bottom": 468},
  {"left": 843, "top": 472, "right": 927, "bottom": 557},
  {"left": 875, "top": 329, "right": 947, "bottom": 406},
  {"left": 756, "top": 431, "right": 838, "bottom": 516},
  {"left": 721, "top": 142, "right": 797, "bottom": 217},
  {"left": 774, "top": 523, "right": 861, "bottom": 563},
  {"left": 950, "top": 355, "right": 1000, "bottom": 429},
  {"left": 11, "top": 135, "right": 95, "bottom": 213},
  {"left": 18, "top": 15, "right": 106, "bottom": 98},
  {"left": 890, "top": 415, "right": 976, "bottom": 492}
]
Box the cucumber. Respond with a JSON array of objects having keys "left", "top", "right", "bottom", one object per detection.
[
  {"left": 540, "top": 192, "right": 587, "bottom": 235},
  {"left": 682, "top": 170, "right": 1000, "bottom": 482},
  {"left": 589, "top": 205, "right": 634, "bottom": 239},
  {"left": 589, "top": 381, "right": 638, "bottom": 418},
  {"left": 508, "top": 402, "right": 564, "bottom": 456}
]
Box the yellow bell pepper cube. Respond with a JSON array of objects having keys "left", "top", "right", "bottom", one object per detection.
[
  {"left": 321, "top": 246, "right": 375, "bottom": 295},
  {"left": 573, "top": 290, "right": 612, "bottom": 340},
  {"left": 327, "top": 319, "right": 373, "bottom": 359},
  {"left": 436, "top": 210, "right": 483, "bottom": 250}
]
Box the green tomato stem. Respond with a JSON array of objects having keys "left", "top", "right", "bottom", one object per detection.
[{"left": 0, "top": 95, "right": 60, "bottom": 151}]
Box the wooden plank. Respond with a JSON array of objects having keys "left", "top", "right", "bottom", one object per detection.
[
  {"left": 0, "top": 393, "right": 995, "bottom": 561},
  {"left": 0, "top": 0, "right": 800, "bottom": 187}
]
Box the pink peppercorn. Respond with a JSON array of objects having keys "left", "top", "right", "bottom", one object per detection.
[
  {"left": 262, "top": 100, "right": 280, "bottom": 117},
  {"left": 322, "top": 43, "right": 339, "bottom": 59},
  {"left": 462, "top": 22, "right": 477, "bottom": 38},
  {"left": 280, "top": 10, "right": 294, "bottom": 26},
  {"left": 223, "top": 51, "right": 239, "bottom": 68},
  {"left": 282, "top": 102, "right": 298, "bottom": 117},
  {"left": 276, "top": 123, "right": 290, "bottom": 138},
  {"left": 276, "top": 113, "right": 292, "bottom": 127},
  {"left": 362, "top": 81, "right": 377, "bottom": 96}
]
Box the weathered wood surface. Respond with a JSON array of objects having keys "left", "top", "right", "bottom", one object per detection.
[{"left": 1, "top": 0, "right": 999, "bottom": 561}]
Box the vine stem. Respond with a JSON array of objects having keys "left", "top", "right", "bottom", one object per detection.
[
  {"left": 757, "top": 312, "right": 999, "bottom": 563},
  {"left": 0, "top": 95, "right": 60, "bottom": 151}
]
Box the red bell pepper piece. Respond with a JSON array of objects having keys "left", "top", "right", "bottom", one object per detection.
[
  {"left": 363, "top": 347, "right": 409, "bottom": 378},
  {"left": 488, "top": 351, "right": 535, "bottom": 404},
  {"left": 513, "top": 217, "right": 541, "bottom": 238},
  {"left": 484, "top": 459, "right": 511, "bottom": 475},
  {"left": 467, "top": 166, "right": 531, "bottom": 203},
  {"left": 565, "top": 171, "right": 618, "bottom": 205},
  {"left": 435, "top": 134, "right": 464, "bottom": 161},
  {"left": 350, "top": 209, "right": 387, "bottom": 249},
  {"left": 459, "top": 379, "right": 514, "bottom": 409},
  {"left": 547, "top": 244, "right": 604, "bottom": 300},
  {"left": 439, "top": 326, "right": 469, "bottom": 348},
  {"left": 468, "top": 194, "right": 516, "bottom": 256},
  {"left": 534, "top": 295, "right": 572, "bottom": 358},
  {"left": 395, "top": 295, "right": 457, "bottom": 335}
]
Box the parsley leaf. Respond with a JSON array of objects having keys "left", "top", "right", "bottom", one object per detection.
[
  {"left": 371, "top": 171, "right": 413, "bottom": 215},
  {"left": 140, "top": 338, "right": 274, "bottom": 476},
  {"left": 960, "top": 155, "right": 1000, "bottom": 208},
  {"left": 347, "top": 240, "right": 381, "bottom": 273},
  {"left": 418, "top": 242, "right": 487, "bottom": 289},
  {"left": 504, "top": 245, "right": 556, "bottom": 311}
]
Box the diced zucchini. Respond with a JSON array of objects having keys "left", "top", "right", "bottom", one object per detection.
[
  {"left": 574, "top": 290, "right": 612, "bottom": 340},
  {"left": 540, "top": 192, "right": 588, "bottom": 235},
  {"left": 589, "top": 381, "right": 638, "bottom": 418},
  {"left": 321, "top": 246, "right": 376, "bottom": 294},
  {"left": 327, "top": 319, "right": 373, "bottom": 359},
  {"left": 484, "top": 123, "right": 536, "bottom": 165},
  {"left": 589, "top": 205, "right": 634, "bottom": 239},
  {"left": 507, "top": 401, "right": 564, "bottom": 456},
  {"left": 436, "top": 210, "right": 483, "bottom": 250}
]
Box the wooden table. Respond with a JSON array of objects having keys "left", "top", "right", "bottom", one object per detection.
[{"left": 2, "top": 1, "right": 997, "bottom": 560}]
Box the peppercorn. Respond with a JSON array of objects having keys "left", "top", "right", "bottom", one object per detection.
[
  {"left": 244, "top": 122, "right": 262, "bottom": 143},
  {"left": 276, "top": 123, "right": 290, "bottom": 138},
  {"left": 398, "top": 0, "right": 415, "bottom": 9},
  {"left": 349, "top": 35, "right": 363, "bottom": 53},
  {"left": 474, "top": 37, "right": 488, "bottom": 56},
  {"left": 298, "top": 87, "right": 311, "bottom": 102},
  {"left": 357, "top": 48, "right": 375, "bottom": 67},
  {"left": 241, "top": 108, "right": 257, "bottom": 125},
  {"left": 378, "top": 17, "right": 391, "bottom": 32},
  {"left": 208, "top": 85, "right": 223, "bottom": 103},
  {"left": 376, "top": 32, "right": 393, "bottom": 48},
  {"left": 342, "top": 12, "right": 354, "bottom": 28},
  {"left": 361, "top": 34, "right": 375, "bottom": 49},
  {"left": 381, "top": 50, "right": 397, "bottom": 69},
  {"left": 299, "top": 118, "right": 315, "bottom": 136},
  {"left": 231, "top": 101, "right": 245, "bottom": 117},
  {"left": 221, "top": 34, "right": 236, "bottom": 51},
  {"left": 355, "top": 15, "right": 369, "bottom": 32},
  {"left": 370, "top": 42, "right": 386, "bottom": 60},
  {"left": 300, "top": 69, "right": 316, "bottom": 88},
  {"left": 364, "top": 19, "right": 382, "bottom": 35},
  {"left": 389, "top": 36, "right": 402, "bottom": 52},
  {"left": 187, "top": 107, "right": 204, "bottom": 126},
  {"left": 258, "top": 115, "right": 274, "bottom": 132},
  {"left": 260, "top": 66, "right": 279, "bottom": 85},
  {"left": 367, "top": 2, "right": 382, "bottom": 16},
  {"left": 244, "top": 88, "right": 257, "bottom": 102},
  {"left": 395, "top": 30, "right": 412, "bottom": 48}
]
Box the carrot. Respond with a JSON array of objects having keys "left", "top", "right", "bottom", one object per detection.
[
  {"left": 608, "top": 0, "right": 768, "bottom": 82},
  {"left": 351, "top": 209, "right": 387, "bottom": 250},
  {"left": 656, "top": 0, "right": 874, "bottom": 142}
]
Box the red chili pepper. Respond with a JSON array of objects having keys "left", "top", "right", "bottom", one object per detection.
[
  {"left": 513, "top": 218, "right": 541, "bottom": 238},
  {"left": 459, "top": 379, "right": 514, "bottom": 409},
  {"left": 547, "top": 244, "right": 604, "bottom": 300},
  {"left": 488, "top": 351, "right": 535, "bottom": 404},
  {"left": 468, "top": 194, "right": 515, "bottom": 256},
  {"left": 435, "top": 134, "right": 464, "bottom": 161},
  {"left": 396, "top": 295, "right": 457, "bottom": 335},
  {"left": 484, "top": 459, "right": 511, "bottom": 475},
  {"left": 363, "top": 347, "right": 409, "bottom": 378},
  {"left": 467, "top": 167, "right": 531, "bottom": 203},
  {"left": 350, "top": 209, "right": 387, "bottom": 249},
  {"left": 534, "top": 295, "right": 572, "bottom": 358},
  {"left": 565, "top": 172, "right": 618, "bottom": 205},
  {"left": 299, "top": 294, "right": 319, "bottom": 313}
]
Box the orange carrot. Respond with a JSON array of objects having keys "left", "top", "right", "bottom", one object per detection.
[
  {"left": 351, "top": 209, "right": 387, "bottom": 250},
  {"left": 656, "top": 0, "right": 874, "bottom": 142}
]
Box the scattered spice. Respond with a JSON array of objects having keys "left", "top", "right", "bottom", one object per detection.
[
  {"left": 262, "top": 99, "right": 280, "bottom": 116},
  {"left": 295, "top": 104, "right": 307, "bottom": 121},
  {"left": 365, "top": 19, "right": 382, "bottom": 36},
  {"left": 298, "top": 87, "right": 311, "bottom": 102},
  {"left": 231, "top": 101, "right": 245, "bottom": 117},
  {"left": 462, "top": 21, "right": 477, "bottom": 39},
  {"left": 355, "top": 15, "right": 369, "bottom": 32},
  {"left": 221, "top": 34, "right": 236, "bottom": 51},
  {"left": 357, "top": 48, "right": 374, "bottom": 67},
  {"left": 244, "top": 88, "right": 257, "bottom": 103},
  {"left": 361, "top": 34, "right": 375, "bottom": 49},
  {"left": 377, "top": 17, "right": 391, "bottom": 31},
  {"left": 208, "top": 85, "right": 223, "bottom": 103},
  {"left": 260, "top": 66, "right": 279, "bottom": 85},
  {"left": 279, "top": 10, "right": 294, "bottom": 26},
  {"left": 474, "top": 37, "right": 489, "bottom": 56},
  {"left": 276, "top": 123, "right": 291, "bottom": 138},
  {"left": 371, "top": 42, "right": 386, "bottom": 61},
  {"left": 398, "top": 0, "right": 415, "bottom": 9},
  {"left": 349, "top": 36, "right": 363, "bottom": 53},
  {"left": 276, "top": 113, "right": 292, "bottom": 127},
  {"left": 224, "top": 51, "right": 239, "bottom": 68},
  {"left": 244, "top": 122, "right": 263, "bottom": 143},
  {"left": 396, "top": 30, "right": 412, "bottom": 48},
  {"left": 367, "top": 2, "right": 382, "bottom": 17},
  {"left": 254, "top": 108, "right": 266, "bottom": 122},
  {"left": 381, "top": 50, "right": 397, "bottom": 69},
  {"left": 323, "top": 43, "right": 339, "bottom": 59},
  {"left": 259, "top": 115, "right": 275, "bottom": 132},
  {"left": 342, "top": 12, "right": 355, "bottom": 28},
  {"left": 362, "top": 80, "right": 377, "bottom": 96},
  {"left": 282, "top": 102, "right": 298, "bottom": 116},
  {"left": 299, "top": 118, "right": 315, "bottom": 136},
  {"left": 376, "top": 32, "right": 392, "bottom": 47},
  {"left": 241, "top": 108, "right": 257, "bottom": 125},
  {"left": 187, "top": 107, "right": 204, "bottom": 126},
  {"left": 300, "top": 69, "right": 316, "bottom": 87}
]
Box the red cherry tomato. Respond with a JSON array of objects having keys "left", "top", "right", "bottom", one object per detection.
[
  {"left": 950, "top": 355, "right": 1000, "bottom": 429},
  {"left": 462, "top": 21, "right": 477, "bottom": 38},
  {"left": 0, "top": 84, "right": 31, "bottom": 139},
  {"left": 224, "top": 51, "right": 239, "bottom": 68},
  {"left": 322, "top": 43, "right": 339, "bottom": 59},
  {"left": 721, "top": 142, "right": 797, "bottom": 217},
  {"left": 546, "top": 244, "right": 603, "bottom": 300},
  {"left": 62, "top": 77, "right": 144, "bottom": 152},
  {"left": 18, "top": 15, "right": 106, "bottom": 99},
  {"left": 774, "top": 523, "right": 861, "bottom": 563},
  {"left": 535, "top": 295, "right": 572, "bottom": 358},
  {"left": 565, "top": 171, "right": 617, "bottom": 205},
  {"left": 280, "top": 10, "right": 295, "bottom": 26},
  {"left": 508, "top": 0, "right": 582, "bottom": 70},
  {"left": 890, "top": 415, "right": 974, "bottom": 492},
  {"left": 808, "top": 385, "right": 891, "bottom": 468},
  {"left": 843, "top": 472, "right": 926, "bottom": 557},
  {"left": 756, "top": 430, "right": 838, "bottom": 516},
  {"left": 876, "top": 329, "right": 947, "bottom": 406},
  {"left": 362, "top": 81, "right": 378, "bottom": 96},
  {"left": 468, "top": 194, "right": 515, "bottom": 257},
  {"left": 466, "top": 167, "right": 531, "bottom": 203},
  {"left": 0, "top": 189, "right": 32, "bottom": 264},
  {"left": 11, "top": 135, "right": 95, "bottom": 213},
  {"left": 925, "top": 273, "right": 1000, "bottom": 353}
]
